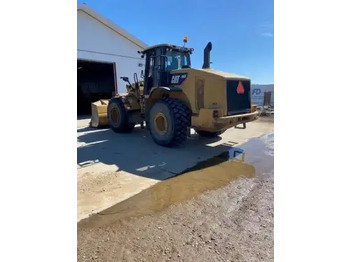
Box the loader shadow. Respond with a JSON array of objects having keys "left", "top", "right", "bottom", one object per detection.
[{"left": 77, "top": 125, "right": 240, "bottom": 180}]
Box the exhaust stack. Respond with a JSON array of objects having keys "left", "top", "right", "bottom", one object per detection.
[{"left": 202, "top": 42, "right": 212, "bottom": 69}]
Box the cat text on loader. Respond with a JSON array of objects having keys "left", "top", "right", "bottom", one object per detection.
[{"left": 108, "top": 40, "right": 258, "bottom": 147}]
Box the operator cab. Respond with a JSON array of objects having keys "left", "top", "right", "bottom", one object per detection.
[{"left": 140, "top": 44, "right": 193, "bottom": 95}]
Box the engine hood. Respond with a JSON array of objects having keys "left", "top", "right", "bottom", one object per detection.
[{"left": 185, "top": 68, "right": 250, "bottom": 81}]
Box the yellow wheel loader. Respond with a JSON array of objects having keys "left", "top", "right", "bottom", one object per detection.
[{"left": 107, "top": 41, "right": 258, "bottom": 147}]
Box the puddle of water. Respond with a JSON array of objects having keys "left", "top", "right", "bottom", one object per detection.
[
  {"left": 237, "top": 132, "right": 274, "bottom": 176},
  {"left": 79, "top": 133, "right": 274, "bottom": 227}
]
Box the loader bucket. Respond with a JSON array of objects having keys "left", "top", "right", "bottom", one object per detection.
[{"left": 90, "top": 99, "right": 109, "bottom": 128}]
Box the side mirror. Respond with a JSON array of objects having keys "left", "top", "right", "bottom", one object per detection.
[
  {"left": 120, "top": 76, "right": 132, "bottom": 87},
  {"left": 120, "top": 76, "right": 129, "bottom": 82}
]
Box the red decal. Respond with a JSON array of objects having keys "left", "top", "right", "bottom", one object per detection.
[{"left": 237, "top": 81, "right": 245, "bottom": 94}]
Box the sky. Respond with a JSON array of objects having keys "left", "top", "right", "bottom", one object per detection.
[{"left": 78, "top": 0, "right": 274, "bottom": 84}]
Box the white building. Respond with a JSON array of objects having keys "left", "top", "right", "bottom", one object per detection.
[
  {"left": 251, "top": 84, "right": 274, "bottom": 107},
  {"left": 77, "top": 4, "right": 147, "bottom": 114}
]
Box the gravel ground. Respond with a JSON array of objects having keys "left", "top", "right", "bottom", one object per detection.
[{"left": 78, "top": 173, "right": 273, "bottom": 262}]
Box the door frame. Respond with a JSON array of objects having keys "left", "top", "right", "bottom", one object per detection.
[{"left": 77, "top": 58, "right": 117, "bottom": 94}]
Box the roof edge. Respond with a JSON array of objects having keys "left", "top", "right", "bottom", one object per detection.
[
  {"left": 77, "top": 3, "right": 148, "bottom": 50},
  {"left": 143, "top": 43, "right": 193, "bottom": 53}
]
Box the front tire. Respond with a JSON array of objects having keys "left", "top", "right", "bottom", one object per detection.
[
  {"left": 107, "top": 97, "right": 135, "bottom": 133},
  {"left": 149, "top": 98, "right": 190, "bottom": 147}
]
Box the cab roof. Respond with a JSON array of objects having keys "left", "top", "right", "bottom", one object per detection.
[{"left": 142, "top": 44, "right": 193, "bottom": 53}]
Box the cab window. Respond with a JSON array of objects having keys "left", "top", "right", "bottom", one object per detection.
[{"left": 165, "top": 51, "right": 190, "bottom": 71}]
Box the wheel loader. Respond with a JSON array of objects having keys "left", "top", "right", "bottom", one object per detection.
[{"left": 107, "top": 40, "right": 258, "bottom": 147}]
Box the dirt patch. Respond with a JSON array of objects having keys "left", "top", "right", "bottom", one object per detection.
[
  {"left": 77, "top": 171, "right": 122, "bottom": 218},
  {"left": 78, "top": 172, "right": 122, "bottom": 195}
]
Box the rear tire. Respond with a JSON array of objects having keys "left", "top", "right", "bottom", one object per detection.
[
  {"left": 149, "top": 98, "right": 190, "bottom": 147},
  {"left": 196, "top": 130, "right": 225, "bottom": 137},
  {"left": 108, "top": 97, "right": 135, "bottom": 133}
]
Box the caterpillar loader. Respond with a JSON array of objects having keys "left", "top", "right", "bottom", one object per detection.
[{"left": 108, "top": 40, "right": 258, "bottom": 147}]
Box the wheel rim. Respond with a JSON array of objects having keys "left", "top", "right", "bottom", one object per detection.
[
  {"left": 154, "top": 112, "right": 168, "bottom": 135},
  {"left": 111, "top": 106, "right": 120, "bottom": 124}
]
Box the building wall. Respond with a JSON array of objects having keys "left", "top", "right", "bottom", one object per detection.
[
  {"left": 77, "top": 10, "right": 145, "bottom": 93},
  {"left": 251, "top": 84, "right": 274, "bottom": 106}
]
